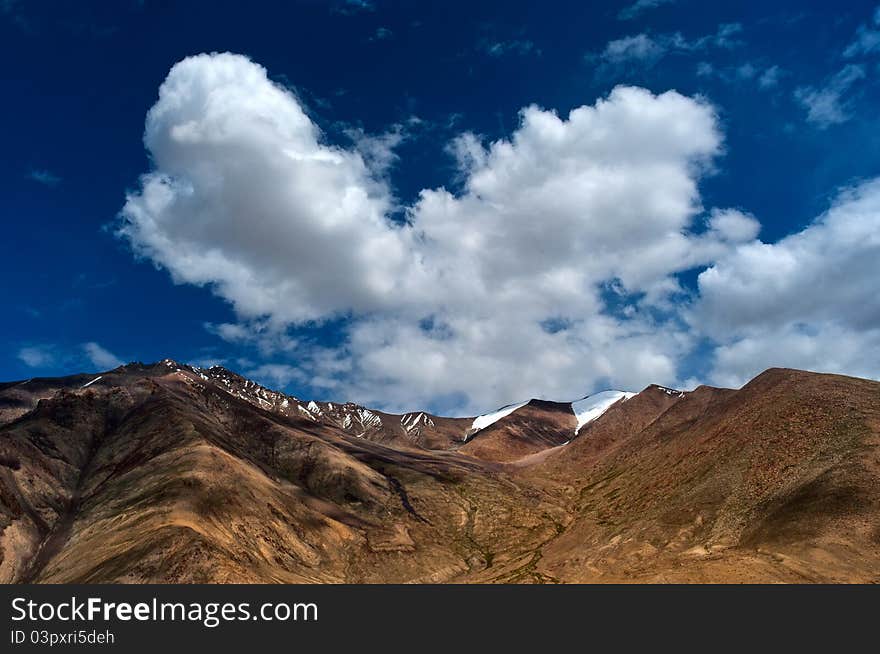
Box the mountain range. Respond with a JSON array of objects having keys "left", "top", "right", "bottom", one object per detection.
[{"left": 1, "top": 360, "right": 878, "bottom": 583}]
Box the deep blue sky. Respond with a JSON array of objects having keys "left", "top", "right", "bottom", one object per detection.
[{"left": 3, "top": 0, "right": 879, "bottom": 409}]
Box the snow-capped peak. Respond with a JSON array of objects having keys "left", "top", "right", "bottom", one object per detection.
[
  {"left": 468, "top": 400, "right": 529, "bottom": 437},
  {"left": 571, "top": 390, "right": 635, "bottom": 435}
]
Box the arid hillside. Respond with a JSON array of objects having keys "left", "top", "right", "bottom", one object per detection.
[{"left": 1, "top": 361, "right": 877, "bottom": 583}]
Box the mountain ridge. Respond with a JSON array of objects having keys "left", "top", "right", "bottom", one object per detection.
[
  {"left": 1, "top": 362, "right": 878, "bottom": 583},
  {"left": 1, "top": 358, "right": 657, "bottom": 452}
]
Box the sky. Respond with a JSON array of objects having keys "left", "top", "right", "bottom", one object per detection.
[{"left": 2, "top": 0, "right": 880, "bottom": 415}]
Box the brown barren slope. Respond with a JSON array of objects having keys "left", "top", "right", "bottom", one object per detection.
[
  {"left": 1, "top": 364, "right": 878, "bottom": 583},
  {"left": 460, "top": 400, "right": 576, "bottom": 463},
  {"left": 0, "top": 367, "right": 562, "bottom": 583},
  {"left": 521, "top": 369, "right": 880, "bottom": 583}
]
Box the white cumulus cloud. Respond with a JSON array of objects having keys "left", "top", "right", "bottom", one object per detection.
[
  {"left": 118, "top": 52, "right": 879, "bottom": 414},
  {"left": 119, "top": 53, "right": 411, "bottom": 326},
  {"left": 694, "top": 179, "right": 880, "bottom": 386}
]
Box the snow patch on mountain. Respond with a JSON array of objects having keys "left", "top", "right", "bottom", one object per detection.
[
  {"left": 655, "top": 385, "right": 686, "bottom": 397},
  {"left": 401, "top": 412, "right": 435, "bottom": 434},
  {"left": 470, "top": 401, "right": 529, "bottom": 435},
  {"left": 572, "top": 390, "right": 635, "bottom": 435},
  {"left": 357, "top": 408, "right": 382, "bottom": 429}
]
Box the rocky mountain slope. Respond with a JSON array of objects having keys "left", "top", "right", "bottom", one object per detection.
[{"left": 1, "top": 361, "right": 878, "bottom": 583}]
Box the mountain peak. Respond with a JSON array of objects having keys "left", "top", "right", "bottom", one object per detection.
[{"left": 572, "top": 390, "right": 636, "bottom": 434}]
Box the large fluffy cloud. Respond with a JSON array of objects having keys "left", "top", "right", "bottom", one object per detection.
[
  {"left": 342, "top": 86, "right": 732, "bottom": 411},
  {"left": 693, "top": 179, "right": 880, "bottom": 386},
  {"left": 118, "top": 53, "right": 877, "bottom": 413},
  {"left": 120, "top": 53, "right": 410, "bottom": 324}
]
